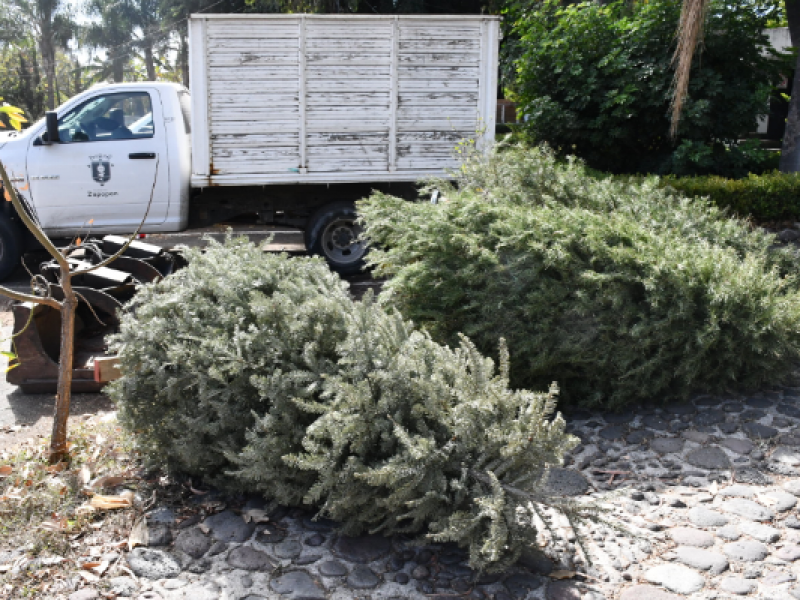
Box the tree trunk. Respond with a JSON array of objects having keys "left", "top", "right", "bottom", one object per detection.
[
  {"left": 38, "top": 33, "right": 57, "bottom": 111},
  {"left": 74, "top": 59, "right": 82, "bottom": 95},
  {"left": 781, "top": 0, "right": 800, "bottom": 172},
  {"left": 49, "top": 280, "right": 77, "bottom": 463},
  {"left": 780, "top": 51, "right": 800, "bottom": 172},
  {"left": 180, "top": 33, "right": 189, "bottom": 88},
  {"left": 112, "top": 55, "right": 125, "bottom": 83},
  {"left": 144, "top": 44, "right": 156, "bottom": 81}
]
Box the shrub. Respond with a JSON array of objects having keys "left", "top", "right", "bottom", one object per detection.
[
  {"left": 358, "top": 145, "right": 800, "bottom": 410},
  {"left": 664, "top": 171, "right": 800, "bottom": 222},
  {"left": 109, "top": 237, "right": 583, "bottom": 570},
  {"left": 506, "top": 0, "right": 782, "bottom": 177}
]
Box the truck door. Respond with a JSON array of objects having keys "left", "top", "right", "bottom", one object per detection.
[{"left": 27, "top": 88, "right": 170, "bottom": 236}]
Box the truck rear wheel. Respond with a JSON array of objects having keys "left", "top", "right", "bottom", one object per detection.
[
  {"left": 0, "top": 216, "right": 22, "bottom": 281},
  {"left": 305, "top": 202, "right": 367, "bottom": 275}
]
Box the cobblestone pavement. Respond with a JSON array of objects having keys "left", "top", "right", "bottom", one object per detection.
[{"left": 11, "top": 383, "right": 800, "bottom": 600}]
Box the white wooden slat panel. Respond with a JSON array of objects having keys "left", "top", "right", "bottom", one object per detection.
[
  {"left": 208, "top": 38, "right": 299, "bottom": 50},
  {"left": 397, "top": 143, "right": 458, "bottom": 156},
  {"left": 210, "top": 93, "right": 299, "bottom": 107},
  {"left": 211, "top": 110, "right": 299, "bottom": 122},
  {"left": 307, "top": 67, "right": 391, "bottom": 78},
  {"left": 194, "top": 14, "right": 499, "bottom": 183},
  {"left": 212, "top": 133, "right": 299, "bottom": 147},
  {"left": 398, "top": 52, "right": 479, "bottom": 65},
  {"left": 398, "top": 107, "right": 477, "bottom": 118},
  {"left": 397, "top": 131, "right": 471, "bottom": 143},
  {"left": 398, "top": 80, "right": 478, "bottom": 92},
  {"left": 209, "top": 95, "right": 299, "bottom": 107},
  {"left": 306, "top": 92, "right": 390, "bottom": 106},
  {"left": 308, "top": 132, "right": 389, "bottom": 145},
  {"left": 307, "top": 81, "right": 392, "bottom": 93},
  {"left": 307, "top": 159, "right": 389, "bottom": 172},
  {"left": 397, "top": 119, "right": 478, "bottom": 131},
  {"left": 211, "top": 122, "right": 300, "bottom": 135},
  {"left": 207, "top": 23, "right": 300, "bottom": 39},
  {"left": 206, "top": 17, "right": 302, "bottom": 175},
  {"left": 207, "top": 30, "right": 298, "bottom": 40},
  {"left": 307, "top": 145, "right": 388, "bottom": 158},
  {"left": 399, "top": 26, "right": 481, "bottom": 40},
  {"left": 400, "top": 39, "right": 479, "bottom": 52},
  {"left": 306, "top": 54, "right": 390, "bottom": 66},
  {"left": 399, "top": 92, "right": 478, "bottom": 104},
  {"left": 399, "top": 66, "right": 478, "bottom": 79},
  {"left": 209, "top": 52, "right": 298, "bottom": 67},
  {"left": 214, "top": 162, "right": 302, "bottom": 174},
  {"left": 396, "top": 158, "right": 459, "bottom": 169},
  {"left": 213, "top": 148, "right": 299, "bottom": 160},
  {"left": 308, "top": 119, "right": 392, "bottom": 129},
  {"left": 306, "top": 38, "right": 391, "bottom": 51},
  {"left": 209, "top": 67, "right": 299, "bottom": 81},
  {"left": 305, "top": 23, "right": 393, "bottom": 39},
  {"left": 299, "top": 14, "right": 307, "bottom": 173},
  {"left": 189, "top": 17, "right": 210, "bottom": 177}
]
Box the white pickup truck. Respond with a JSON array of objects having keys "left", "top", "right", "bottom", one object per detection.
[{"left": 0, "top": 14, "right": 500, "bottom": 277}]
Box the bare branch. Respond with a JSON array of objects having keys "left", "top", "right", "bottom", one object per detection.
[
  {"left": 0, "top": 160, "right": 68, "bottom": 271},
  {"left": 0, "top": 283, "right": 60, "bottom": 308},
  {"left": 73, "top": 155, "right": 160, "bottom": 276},
  {"left": 670, "top": 0, "right": 709, "bottom": 137}
]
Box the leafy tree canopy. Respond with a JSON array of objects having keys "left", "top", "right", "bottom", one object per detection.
[{"left": 507, "top": 0, "right": 785, "bottom": 177}]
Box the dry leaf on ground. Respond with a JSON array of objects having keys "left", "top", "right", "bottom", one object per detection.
[
  {"left": 90, "top": 495, "right": 132, "bottom": 510},
  {"left": 39, "top": 520, "right": 68, "bottom": 533},
  {"left": 81, "top": 560, "right": 109, "bottom": 577},
  {"left": 128, "top": 517, "right": 147, "bottom": 551}
]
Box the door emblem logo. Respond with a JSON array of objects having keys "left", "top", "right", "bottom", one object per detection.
[{"left": 88, "top": 154, "right": 113, "bottom": 186}]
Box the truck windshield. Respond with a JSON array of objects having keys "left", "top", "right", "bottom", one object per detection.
[{"left": 57, "top": 92, "right": 154, "bottom": 143}]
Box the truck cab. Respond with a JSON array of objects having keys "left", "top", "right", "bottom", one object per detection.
[{"left": 0, "top": 82, "right": 193, "bottom": 277}]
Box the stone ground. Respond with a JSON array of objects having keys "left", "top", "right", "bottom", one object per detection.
[{"left": 6, "top": 383, "right": 800, "bottom": 600}]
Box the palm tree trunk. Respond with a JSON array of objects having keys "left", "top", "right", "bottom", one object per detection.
[
  {"left": 180, "top": 33, "right": 189, "bottom": 87},
  {"left": 144, "top": 44, "right": 156, "bottom": 81},
  {"left": 38, "top": 33, "right": 57, "bottom": 110},
  {"left": 112, "top": 54, "right": 124, "bottom": 82}
]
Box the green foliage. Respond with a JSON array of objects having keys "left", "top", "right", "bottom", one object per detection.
[
  {"left": 108, "top": 238, "right": 352, "bottom": 491},
  {"left": 109, "top": 237, "right": 582, "bottom": 570},
  {"left": 506, "top": 0, "right": 782, "bottom": 177},
  {"left": 663, "top": 170, "right": 800, "bottom": 222},
  {"left": 358, "top": 145, "right": 800, "bottom": 410}
]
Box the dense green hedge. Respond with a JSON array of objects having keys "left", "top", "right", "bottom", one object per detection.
[
  {"left": 664, "top": 171, "right": 800, "bottom": 222},
  {"left": 108, "top": 237, "right": 582, "bottom": 571},
  {"left": 358, "top": 145, "right": 800, "bottom": 410}
]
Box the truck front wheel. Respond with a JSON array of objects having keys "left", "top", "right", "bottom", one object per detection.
[
  {"left": 305, "top": 202, "right": 367, "bottom": 275},
  {"left": 0, "top": 216, "right": 22, "bottom": 281}
]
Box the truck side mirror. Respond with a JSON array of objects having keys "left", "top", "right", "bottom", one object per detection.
[{"left": 44, "top": 111, "right": 60, "bottom": 144}]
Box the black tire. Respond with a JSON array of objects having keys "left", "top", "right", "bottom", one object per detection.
[
  {"left": 305, "top": 202, "right": 367, "bottom": 275},
  {"left": 0, "top": 216, "right": 22, "bottom": 282}
]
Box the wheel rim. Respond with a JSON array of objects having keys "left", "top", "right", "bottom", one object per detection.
[{"left": 320, "top": 218, "right": 366, "bottom": 265}]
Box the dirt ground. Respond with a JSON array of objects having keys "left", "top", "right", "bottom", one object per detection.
[{"left": 0, "top": 301, "right": 114, "bottom": 453}]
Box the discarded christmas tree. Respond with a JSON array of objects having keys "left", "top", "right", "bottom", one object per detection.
[{"left": 109, "top": 238, "right": 585, "bottom": 571}]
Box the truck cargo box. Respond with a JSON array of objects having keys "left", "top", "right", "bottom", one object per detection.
[{"left": 188, "top": 14, "right": 500, "bottom": 186}]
